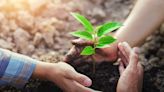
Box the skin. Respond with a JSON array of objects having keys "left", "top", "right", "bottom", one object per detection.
[
  {"left": 117, "top": 42, "right": 143, "bottom": 92},
  {"left": 65, "top": 0, "right": 164, "bottom": 63},
  {"left": 31, "top": 42, "right": 143, "bottom": 92},
  {"left": 32, "top": 62, "right": 96, "bottom": 92},
  {"left": 115, "top": 0, "right": 164, "bottom": 46}
]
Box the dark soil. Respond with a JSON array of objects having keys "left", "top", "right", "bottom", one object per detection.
[
  {"left": 72, "top": 62, "right": 119, "bottom": 92},
  {"left": 0, "top": 0, "right": 164, "bottom": 92}
]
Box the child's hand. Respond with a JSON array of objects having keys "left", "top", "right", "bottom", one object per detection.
[{"left": 33, "top": 62, "right": 94, "bottom": 92}]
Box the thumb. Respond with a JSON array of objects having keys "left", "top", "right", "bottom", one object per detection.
[
  {"left": 129, "top": 50, "right": 139, "bottom": 68},
  {"left": 133, "top": 47, "right": 140, "bottom": 54},
  {"left": 64, "top": 46, "right": 77, "bottom": 62},
  {"left": 66, "top": 70, "right": 92, "bottom": 87},
  {"left": 71, "top": 39, "right": 93, "bottom": 46}
]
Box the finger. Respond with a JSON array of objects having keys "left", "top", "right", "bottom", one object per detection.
[
  {"left": 118, "top": 59, "right": 125, "bottom": 75},
  {"left": 63, "top": 79, "right": 93, "bottom": 92},
  {"left": 118, "top": 43, "right": 129, "bottom": 62},
  {"left": 64, "top": 46, "right": 75, "bottom": 62},
  {"left": 71, "top": 39, "right": 93, "bottom": 46},
  {"left": 133, "top": 47, "right": 140, "bottom": 54},
  {"left": 64, "top": 46, "right": 82, "bottom": 63},
  {"left": 66, "top": 70, "right": 92, "bottom": 87},
  {"left": 121, "top": 42, "right": 132, "bottom": 60},
  {"left": 129, "top": 50, "right": 139, "bottom": 68},
  {"left": 64, "top": 46, "right": 79, "bottom": 62},
  {"left": 137, "top": 62, "right": 144, "bottom": 87},
  {"left": 118, "top": 51, "right": 128, "bottom": 66},
  {"left": 137, "top": 63, "right": 144, "bottom": 76},
  {"left": 73, "top": 81, "right": 95, "bottom": 92},
  {"left": 137, "top": 62, "right": 144, "bottom": 90},
  {"left": 75, "top": 73, "right": 92, "bottom": 87}
]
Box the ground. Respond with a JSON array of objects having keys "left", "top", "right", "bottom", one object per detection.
[{"left": 0, "top": 0, "right": 163, "bottom": 92}]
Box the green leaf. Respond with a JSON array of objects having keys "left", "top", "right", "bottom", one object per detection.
[
  {"left": 97, "top": 22, "right": 122, "bottom": 37},
  {"left": 96, "top": 36, "right": 116, "bottom": 48},
  {"left": 95, "top": 25, "right": 102, "bottom": 31},
  {"left": 71, "top": 13, "right": 93, "bottom": 33},
  {"left": 81, "top": 46, "right": 95, "bottom": 55},
  {"left": 70, "top": 30, "right": 93, "bottom": 40},
  {"left": 96, "top": 44, "right": 109, "bottom": 48}
]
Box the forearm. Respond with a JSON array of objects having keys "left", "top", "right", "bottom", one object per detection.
[
  {"left": 0, "top": 48, "right": 37, "bottom": 88},
  {"left": 0, "top": 48, "right": 55, "bottom": 88},
  {"left": 115, "top": 0, "right": 164, "bottom": 47}
]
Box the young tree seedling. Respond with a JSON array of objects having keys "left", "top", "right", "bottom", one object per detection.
[{"left": 70, "top": 12, "right": 122, "bottom": 73}]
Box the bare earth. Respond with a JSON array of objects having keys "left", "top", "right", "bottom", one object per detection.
[{"left": 0, "top": 0, "right": 163, "bottom": 92}]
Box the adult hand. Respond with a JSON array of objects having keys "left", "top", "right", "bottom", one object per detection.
[
  {"left": 117, "top": 42, "right": 143, "bottom": 92},
  {"left": 47, "top": 62, "right": 95, "bottom": 92},
  {"left": 64, "top": 39, "right": 118, "bottom": 64},
  {"left": 33, "top": 62, "right": 99, "bottom": 92}
]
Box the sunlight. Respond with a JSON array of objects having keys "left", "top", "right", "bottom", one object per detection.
[{"left": 0, "top": 0, "right": 50, "bottom": 14}]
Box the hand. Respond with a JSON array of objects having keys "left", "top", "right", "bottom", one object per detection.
[
  {"left": 117, "top": 42, "right": 143, "bottom": 92},
  {"left": 48, "top": 62, "right": 95, "bottom": 92},
  {"left": 33, "top": 62, "right": 97, "bottom": 92},
  {"left": 64, "top": 39, "right": 118, "bottom": 64}
]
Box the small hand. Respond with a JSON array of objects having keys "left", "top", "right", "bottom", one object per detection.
[
  {"left": 117, "top": 42, "right": 143, "bottom": 92},
  {"left": 64, "top": 39, "right": 118, "bottom": 64}
]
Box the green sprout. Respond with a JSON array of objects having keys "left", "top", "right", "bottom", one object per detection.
[{"left": 70, "top": 12, "right": 122, "bottom": 72}]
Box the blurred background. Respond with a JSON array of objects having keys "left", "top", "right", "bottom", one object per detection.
[{"left": 0, "top": 0, "right": 134, "bottom": 60}]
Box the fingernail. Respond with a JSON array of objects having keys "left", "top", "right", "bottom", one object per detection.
[
  {"left": 123, "top": 42, "right": 129, "bottom": 46},
  {"left": 133, "top": 47, "right": 140, "bottom": 54},
  {"left": 84, "top": 78, "right": 92, "bottom": 86},
  {"left": 118, "top": 43, "right": 124, "bottom": 49},
  {"left": 118, "top": 42, "right": 122, "bottom": 46}
]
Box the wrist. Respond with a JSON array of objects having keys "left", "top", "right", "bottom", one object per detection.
[
  {"left": 109, "top": 39, "right": 119, "bottom": 53},
  {"left": 32, "top": 61, "right": 55, "bottom": 80},
  {"left": 112, "top": 31, "right": 122, "bottom": 49},
  {"left": 106, "top": 36, "right": 120, "bottom": 62}
]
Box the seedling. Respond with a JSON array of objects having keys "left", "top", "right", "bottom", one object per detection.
[{"left": 70, "top": 13, "right": 122, "bottom": 73}]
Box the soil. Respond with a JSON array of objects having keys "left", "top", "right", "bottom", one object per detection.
[
  {"left": 72, "top": 62, "right": 119, "bottom": 92},
  {"left": 0, "top": 0, "right": 164, "bottom": 92}
]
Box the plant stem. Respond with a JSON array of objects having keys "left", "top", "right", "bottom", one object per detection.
[
  {"left": 91, "top": 55, "right": 96, "bottom": 73},
  {"left": 92, "top": 30, "right": 97, "bottom": 73}
]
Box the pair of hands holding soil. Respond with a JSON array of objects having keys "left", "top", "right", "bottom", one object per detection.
[{"left": 43, "top": 40, "right": 143, "bottom": 92}]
